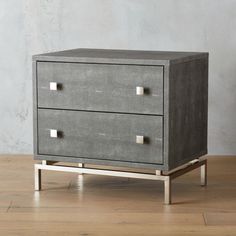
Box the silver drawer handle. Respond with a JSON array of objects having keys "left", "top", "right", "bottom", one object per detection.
[
  {"left": 136, "top": 135, "right": 144, "bottom": 144},
  {"left": 50, "top": 129, "right": 58, "bottom": 138},
  {"left": 49, "top": 82, "right": 58, "bottom": 91},
  {"left": 136, "top": 86, "right": 144, "bottom": 95}
]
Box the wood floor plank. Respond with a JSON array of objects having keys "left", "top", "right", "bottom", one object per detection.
[
  {"left": 204, "top": 212, "right": 236, "bottom": 226},
  {"left": 0, "top": 224, "right": 236, "bottom": 236},
  {"left": 0, "top": 155, "right": 235, "bottom": 236},
  {"left": 0, "top": 208, "right": 8, "bottom": 212},
  {"left": 0, "top": 212, "right": 205, "bottom": 225}
]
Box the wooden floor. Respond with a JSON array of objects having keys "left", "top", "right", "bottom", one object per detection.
[{"left": 0, "top": 155, "right": 236, "bottom": 235}]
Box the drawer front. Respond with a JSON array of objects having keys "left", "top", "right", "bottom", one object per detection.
[
  {"left": 38, "top": 109, "right": 163, "bottom": 164},
  {"left": 37, "top": 62, "right": 163, "bottom": 115}
]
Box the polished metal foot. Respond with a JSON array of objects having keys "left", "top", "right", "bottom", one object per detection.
[
  {"left": 200, "top": 162, "right": 207, "bottom": 186},
  {"left": 164, "top": 177, "right": 171, "bottom": 204}
]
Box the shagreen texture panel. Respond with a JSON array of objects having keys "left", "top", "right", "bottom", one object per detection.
[
  {"left": 38, "top": 109, "right": 163, "bottom": 164},
  {"left": 168, "top": 57, "right": 208, "bottom": 169},
  {"left": 37, "top": 62, "right": 163, "bottom": 115},
  {"left": 33, "top": 48, "right": 208, "bottom": 171}
]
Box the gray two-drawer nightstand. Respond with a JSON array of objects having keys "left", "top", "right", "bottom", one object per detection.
[{"left": 33, "top": 49, "right": 208, "bottom": 204}]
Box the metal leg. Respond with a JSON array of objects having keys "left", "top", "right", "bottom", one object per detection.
[
  {"left": 34, "top": 159, "right": 207, "bottom": 204},
  {"left": 164, "top": 177, "right": 171, "bottom": 204},
  {"left": 34, "top": 166, "right": 41, "bottom": 191},
  {"left": 78, "top": 163, "right": 84, "bottom": 175},
  {"left": 200, "top": 161, "right": 207, "bottom": 186}
]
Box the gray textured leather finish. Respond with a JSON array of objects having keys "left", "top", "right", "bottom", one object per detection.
[
  {"left": 38, "top": 109, "right": 163, "bottom": 164},
  {"left": 33, "top": 48, "right": 208, "bottom": 171},
  {"left": 37, "top": 62, "right": 163, "bottom": 115}
]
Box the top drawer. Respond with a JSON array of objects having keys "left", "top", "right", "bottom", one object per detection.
[{"left": 37, "top": 62, "right": 163, "bottom": 115}]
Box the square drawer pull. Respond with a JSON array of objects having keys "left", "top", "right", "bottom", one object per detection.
[
  {"left": 49, "top": 82, "right": 58, "bottom": 91},
  {"left": 50, "top": 129, "right": 58, "bottom": 138},
  {"left": 136, "top": 86, "right": 144, "bottom": 95},
  {"left": 136, "top": 135, "right": 144, "bottom": 144}
]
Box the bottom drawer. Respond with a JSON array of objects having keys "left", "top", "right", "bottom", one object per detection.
[{"left": 37, "top": 109, "right": 163, "bottom": 164}]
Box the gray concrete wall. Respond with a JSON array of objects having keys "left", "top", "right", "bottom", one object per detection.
[{"left": 0, "top": 0, "right": 235, "bottom": 154}]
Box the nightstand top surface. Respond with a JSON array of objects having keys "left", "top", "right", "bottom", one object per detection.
[{"left": 33, "top": 48, "right": 208, "bottom": 65}]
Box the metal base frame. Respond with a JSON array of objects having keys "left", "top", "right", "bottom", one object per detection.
[{"left": 34, "top": 159, "right": 207, "bottom": 204}]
